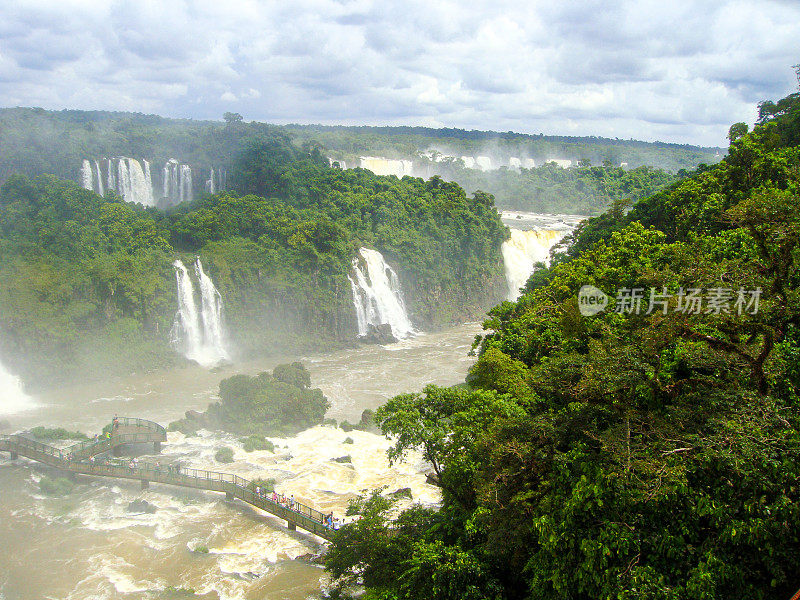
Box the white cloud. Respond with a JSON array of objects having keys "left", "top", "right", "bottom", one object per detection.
[{"left": 0, "top": 0, "right": 797, "bottom": 145}]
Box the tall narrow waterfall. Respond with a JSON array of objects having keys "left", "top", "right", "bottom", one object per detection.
[
  {"left": 349, "top": 248, "right": 414, "bottom": 340},
  {"left": 502, "top": 229, "right": 567, "bottom": 300},
  {"left": 170, "top": 259, "right": 230, "bottom": 366},
  {"left": 0, "top": 359, "right": 34, "bottom": 416}
]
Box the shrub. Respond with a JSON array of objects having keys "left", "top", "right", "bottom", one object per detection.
[
  {"left": 40, "top": 475, "right": 75, "bottom": 496},
  {"left": 343, "top": 437, "right": 354, "bottom": 444},
  {"left": 240, "top": 435, "right": 274, "bottom": 453},
  {"left": 214, "top": 447, "right": 234, "bottom": 463},
  {"left": 248, "top": 478, "right": 276, "bottom": 493},
  {"left": 30, "top": 427, "right": 88, "bottom": 441}
]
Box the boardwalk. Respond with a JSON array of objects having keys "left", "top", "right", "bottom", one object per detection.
[{"left": 0, "top": 417, "right": 334, "bottom": 540}]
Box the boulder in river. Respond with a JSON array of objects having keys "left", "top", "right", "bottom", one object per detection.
[
  {"left": 127, "top": 499, "right": 157, "bottom": 514},
  {"left": 358, "top": 323, "right": 397, "bottom": 345}
]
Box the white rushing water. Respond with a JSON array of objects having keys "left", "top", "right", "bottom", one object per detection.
[
  {"left": 3, "top": 322, "right": 479, "bottom": 600},
  {"left": 0, "top": 359, "right": 35, "bottom": 416},
  {"left": 170, "top": 259, "right": 229, "bottom": 366},
  {"left": 358, "top": 157, "right": 414, "bottom": 178},
  {"left": 80, "top": 160, "right": 93, "bottom": 191},
  {"left": 83, "top": 158, "right": 155, "bottom": 205},
  {"left": 348, "top": 248, "right": 414, "bottom": 340},
  {"left": 162, "top": 159, "right": 195, "bottom": 205},
  {"left": 502, "top": 229, "right": 568, "bottom": 300}
]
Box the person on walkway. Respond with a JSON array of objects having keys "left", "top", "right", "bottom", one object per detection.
[
  {"left": 113, "top": 415, "right": 119, "bottom": 431},
  {"left": 290, "top": 495, "right": 295, "bottom": 510}
]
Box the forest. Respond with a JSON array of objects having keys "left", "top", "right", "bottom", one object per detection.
[
  {"left": 0, "top": 107, "right": 711, "bottom": 215},
  {"left": 323, "top": 90, "right": 800, "bottom": 599},
  {"left": 0, "top": 134, "right": 507, "bottom": 389}
]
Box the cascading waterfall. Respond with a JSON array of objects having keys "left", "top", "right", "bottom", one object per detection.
[
  {"left": 348, "top": 248, "right": 414, "bottom": 340},
  {"left": 358, "top": 157, "right": 414, "bottom": 178},
  {"left": 83, "top": 157, "right": 157, "bottom": 205},
  {"left": 93, "top": 160, "right": 104, "bottom": 196},
  {"left": 502, "top": 229, "right": 567, "bottom": 300},
  {"left": 0, "top": 359, "right": 35, "bottom": 416},
  {"left": 206, "top": 168, "right": 216, "bottom": 194},
  {"left": 81, "top": 160, "right": 93, "bottom": 191},
  {"left": 180, "top": 165, "right": 193, "bottom": 203},
  {"left": 106, "top": 158, "right": 116, "bottom": 192},
  {"left": 195, "top": 259, "right": 228, "bottom": 359},
  {"left": 162, "top": 159, "right": 194, "bottom": 204},
  {"left": 170, "top": 259, "right": 229, "bottom": 366}
]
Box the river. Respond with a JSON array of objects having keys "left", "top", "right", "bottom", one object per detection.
[{"left": 0, "top": 322, "right": 481, "bottom": 600}]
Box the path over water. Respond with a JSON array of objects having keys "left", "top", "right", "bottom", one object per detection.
[{"left": 0, "top": 417, "right": 333, "bottom": 540}]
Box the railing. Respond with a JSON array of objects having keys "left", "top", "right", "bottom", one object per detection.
[{"left": 0, "top": 418, "right": 334, "bottom": 540}]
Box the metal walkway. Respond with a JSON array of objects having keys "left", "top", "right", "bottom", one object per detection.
[{"left": 0, "top": 417, "right": 334, "bottom": 540}]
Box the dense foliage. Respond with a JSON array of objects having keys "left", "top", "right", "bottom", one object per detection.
[
  {"left": 325, "top": 89, "right": 800, "bottom": 599},
  {"left": 427, "top": 161, "right": 678, "bottom": 215},
  {"left": 0, "top": 133, "right": 507, "bottom": 386},
  {"left": 169, "top": 363, "right": 330, "bottom": 437}
]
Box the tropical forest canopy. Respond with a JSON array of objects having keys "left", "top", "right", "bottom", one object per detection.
[{"left": 323, "top": 90, "right": 800, "bottom": 599}]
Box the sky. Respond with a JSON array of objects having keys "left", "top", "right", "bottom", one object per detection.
[{"left": 0, "top": 0, "right": 798, "bottom": 147}]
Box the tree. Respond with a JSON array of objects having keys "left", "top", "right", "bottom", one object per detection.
[
  {"left": 727, "top": 122, "right": 748, "bottom": 142},
  {"left": 223, "top": 112, "right": 243, "bottom": 124}
]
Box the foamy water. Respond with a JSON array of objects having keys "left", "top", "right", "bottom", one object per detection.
[{"left": 0, "top": 324, "right": 476, "bottom": 600}]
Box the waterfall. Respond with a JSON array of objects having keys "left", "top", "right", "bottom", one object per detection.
[
  {"left": 194, "top": 259, "right": 228, "bottom": 359},
  {"left": 206, "top": 168, "right": 216, "bottom": 194},
  {"left": 0, "top": 359, "right": 34, "bottom": 416},
  {"left": 127, "top": 158, "right": 155, "bottom": 206},
  {"left": 93, "top": 160, "right": 104, "bottom": 196},
  {"left": 170, "top": 259, "right": 229, "bottom": 366},
  {"left": 81, "top": 160, "right": 93, "bottom": 190},
  {"left": 502, "top": 229, "right": 567, "bottom": 300},
  {"left": 349, "top": 248, "right": 413, "bottom": 340},
  {"left": 161, "top": 159, "right": 194, "bottom": 205},
  {"left": 107, "top": 158, "right": 116, "bottom": 192},
  {"left": 180, "top": 165, "right": 193, "bottom": 203},
  {"left": 358, "top": 157, "right": 413, "bottom": 178}
]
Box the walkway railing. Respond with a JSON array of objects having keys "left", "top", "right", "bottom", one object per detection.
[{"left": 0, "top": 418, "right": 334, "bottom": 541}]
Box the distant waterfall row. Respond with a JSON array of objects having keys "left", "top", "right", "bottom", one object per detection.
[
  {"left": 81, "top": 159, "right": 226, "bottom": 207},
  {"left": 501, "top": 229, "right": 568, "bottom": 300},
  {"left": 348, "top": 248, "right": 414, "bottom": 341},
  {"left": 170, "top": 258, "right": 230, "bottom": 367}
]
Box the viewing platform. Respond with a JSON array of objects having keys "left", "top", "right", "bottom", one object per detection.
[{"left": 0, "top": 417, "right": 334, "bottom": 541}]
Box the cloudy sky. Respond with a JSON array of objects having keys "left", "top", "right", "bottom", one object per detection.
[{"left": 1, "top": 0, "right": 798, "bottom": 147}]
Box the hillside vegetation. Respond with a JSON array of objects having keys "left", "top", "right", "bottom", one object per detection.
[
  {"left": 0, "top": 136, "right": 506, "bottom": 388},
  {"left": 324, "top": 91, "right": 800, "bottom": 599}
]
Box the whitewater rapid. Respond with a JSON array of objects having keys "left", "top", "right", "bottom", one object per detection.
[{"left": 1, "top": 324, "right": 479, "bottom": 600}]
